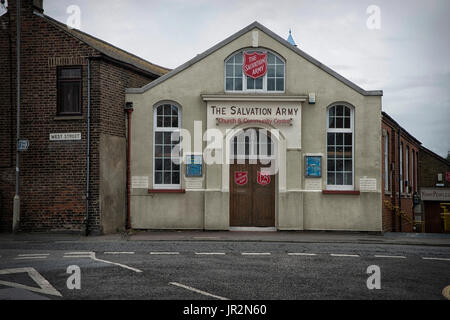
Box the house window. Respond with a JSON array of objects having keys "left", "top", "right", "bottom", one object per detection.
[
  {"left": 225, "top": 50, "right": 285, "bottom": 92},
  {"left": 412, "top": 151, "right": 415, "bottom": 193},
  {"left": 57, "top": 66, "right": 82, "bottom": 115},
  {"left": 384, "top": 133, "right": 389, "bottom": 192},
  {"left": 326, "top": 104, "right": 354, "bottom": 190},
  {"left": 400, "top": 143, "right": 403, "bottom": 194},
  {"left": 406, "top": 146, "right": 410, "bottom": 193},
  {"left": 153, "top": 103, "right": 181, "bottom": 189}
]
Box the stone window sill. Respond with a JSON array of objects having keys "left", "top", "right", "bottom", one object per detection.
[
  {"left": 148, "top": 189, "right": 186, "bottom": 194},
  {"left": 322, "top": 190, "right": 360, "bottom": 195},
  {"left": 54, "top": 115, "right": 84, "bottom": 121}
]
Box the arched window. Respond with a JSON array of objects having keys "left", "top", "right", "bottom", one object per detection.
[
  {"left": 326, "top": 104, "right": 354, "bottom": 190},
  {"left": 225, "top": 50, "right": 285, "bottom": 92},
  {"left": 153, "top": 103, "right": 181, "bottom": 189},
  {"left": 231, "top": 128, "right": 274, "bottom": 161}
]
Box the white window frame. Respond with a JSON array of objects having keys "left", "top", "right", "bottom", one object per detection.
[
  {"left": 400, "top": 143, "right": 403, "bottom": 194},
  {"left": 412, "top": 150, "right": 415, "bottom": 193},
  {"left": 229, "top": 128, "right": 276, "bottom": 163},
  {"left": 153, "top": 103, "right": 182, "bottom": 190},
  {"left": 326, "top": 104, "right": 355, "bottom": 191},
  {"left": 384, "top": 133, "right": 389, "bottom": 192},
  {"left": 224, "top": 49, "right": 286, "bottom": 93},
  {"left": 406, "top": 145, "right": 409, "bottom": 194}
]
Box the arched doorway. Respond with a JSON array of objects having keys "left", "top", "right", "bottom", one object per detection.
[{"left": 229, "top": 128, "right": 276, "bottom": 227}]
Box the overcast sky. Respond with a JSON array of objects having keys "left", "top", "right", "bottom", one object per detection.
[{"left": 44, "top": 0, "right": 449, "bottom": 158}]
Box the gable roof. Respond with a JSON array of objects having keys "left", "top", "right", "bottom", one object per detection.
[
  {"left": 34, "top": 11, "right": 170, "bottom": 78},
  {"left": 126, "top": 21, "right": 383, "bottom": 96},
  {"left": 382, "top": 112, "right": 422, "bottom": 145},
  {"left": 420, "top": 145, "right": 450, "bottom": 166}
]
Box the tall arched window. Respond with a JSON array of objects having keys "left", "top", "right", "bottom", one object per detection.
[
  {"left": 153, "top": 103, "right": 181, "bottom": 189},
  {"left": 327, "top": 104, "right": 354, "bottom": 190},
  {"left": 225, "top": 50, "right": 285, "bottom": 92}
]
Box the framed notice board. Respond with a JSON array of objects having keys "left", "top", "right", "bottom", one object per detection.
[
  {"left": 186, "top": 155, "right": 203, "bottom": 177},
  {"left": 305, "top": 156, "right": 322, "bottom": 178}
]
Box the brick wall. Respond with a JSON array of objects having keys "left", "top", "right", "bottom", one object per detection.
[
  {"left": 418, "top": 147, "right": 450, "bottom": 188},
  {"left": 382, "top": 114, "right": 421, "bottom": 233},
  {"left": 0, "top": 0, "right": 156, "bottom": 233}
]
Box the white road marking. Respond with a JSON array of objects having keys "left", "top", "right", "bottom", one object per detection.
[
  {"left": 104, "top": 252, "right": 135, "bottom": 255},
  {"left": 195, "top": 252, "right": 226, "bottom": 255},
  {"left": 422, "top": 257, "right": 450, "bottom": 262},
  {"left": 0, "top": 267, "right": 62, "bottom": 297},
  {"left": 374, "top": 255, "right": 406, "bottom": 259},
  {"left": 150, "top": 252, "right": 180, "bottom": 255},
  {"left": 14, "top": 256, "right": 48, "bottom": 260},
  {"left": 241, "top": 253, "right": 271, "bottom": 256},
  {"left": 65, "top": 252, "right": 94, "bottom": 255},
  {"left": 193, "top": 237, "right": 219, "bottom": 240},
  {"left": 169, "top": 282, "right": 229, "bottom": 300},
  {"left": 288, "top": 253, "right": 317, "bottom": 256},
  {"left": 64, "top": 252, "right": 142, "bottom": 273},
  {"left": 17, "top": 254, "right": 49, "bottom": 257},
  {"left": 330, "top": 254, "right": 360, "bottom": 258}
]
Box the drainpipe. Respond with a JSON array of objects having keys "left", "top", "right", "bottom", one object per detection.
[
  {"left": 398, "top": 127, "right": 402, "bottom": 232},
  {"left": 0, "top": 7, "right": 14, "bottom": 169},
  {"left": 125, "top": 102, "right": 134, "bottom": 230},
  {"left": 12, "top": 0, "right": 21, "bottom": 233},
  {"left": 85, "top": 58, "right": 92, "bottom": 236}
]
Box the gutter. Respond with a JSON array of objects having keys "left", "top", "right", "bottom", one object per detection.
[
  {"left": 85, "top": 58, "right": 92, "bottom": 236},
  {"left": 0, "top": 8, "right": 14, "bottom": 169},
  {"left": 398, "top": 127, "right": 402, "bottom": 232},
  {"left": 125, "top": 102, "right": 134, "bottom": 230}
]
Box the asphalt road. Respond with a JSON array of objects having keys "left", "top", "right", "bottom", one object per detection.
[{"left": 0, "top": 240, "right": 449, "bottom": 300}]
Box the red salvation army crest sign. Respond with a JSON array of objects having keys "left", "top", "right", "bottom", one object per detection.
[
  {"left": 234, "top": 171, "right": 248, "bottom": 186},
  {"left": 257, "top": 171, "right": 271, "bottom": 186},
  {"left": 243, "top": 52, "right": 267, "bottom": 79}
]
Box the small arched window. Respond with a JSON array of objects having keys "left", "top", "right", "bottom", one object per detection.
[
  {"left": 327, "top": 104, "right": 354, "bottom": 190},
  {"left": 153, "top": 103, "right": 181, "bottom": 189},
  {"left": 225, "top": 50, "right": 285, "bottom": 92}
]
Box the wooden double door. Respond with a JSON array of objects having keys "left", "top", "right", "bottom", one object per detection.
[{"left": 230, "top": 161, "right": 275, "bottom": 227}]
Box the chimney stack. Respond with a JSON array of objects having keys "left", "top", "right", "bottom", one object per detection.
[{"left": 33, "top": 0, "right": 43, "bottom": 13}]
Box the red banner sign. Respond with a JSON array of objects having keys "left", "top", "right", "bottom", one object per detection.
[
  {"left": 446, "top": 172, "right": 450, "bottom": 182},
  {"left": 243, "top": 52, "right": 267, "bottom": 79},
  {"left": 235, "top": 171, "right": 248, "bottom": 186},
  {"left": 257, "top": 171, "right": 271, "bottom": 186}
]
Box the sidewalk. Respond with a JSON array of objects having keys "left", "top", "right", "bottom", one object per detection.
[{"left": 1, "top": 230, "right": 450, "bottom": 247}]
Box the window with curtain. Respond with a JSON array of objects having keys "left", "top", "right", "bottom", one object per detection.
[{"left": 57, "top": 66, "right": 82, "bottom": 115}]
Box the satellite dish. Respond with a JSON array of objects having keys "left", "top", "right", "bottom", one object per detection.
[{"left": 0, "top": 0, "right": 8, "bottom": 17}]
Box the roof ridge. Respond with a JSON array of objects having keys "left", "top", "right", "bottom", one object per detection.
[
  {"left": 127, "top": 21, "right": 383, "bottom": 96},
  {"left": 420, "top": 145, "right": 450, "bottom": 165},
  {"left": 35, "top": 11, "right": 170, "bottom": 76}
]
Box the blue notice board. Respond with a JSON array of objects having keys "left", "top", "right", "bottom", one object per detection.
[
  {"left": 305, "top": 156, "right": 322, "bottom": 178},
  {"left": 186, "top": 155, "right": 203, "bottom": 177}
]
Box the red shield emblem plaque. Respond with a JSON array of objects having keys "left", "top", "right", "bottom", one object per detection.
[
  {"left": 243, "top": 52, "right": 267, "bottom": 79},
  {"left": 257, "top": 171, "right": 271, "bottom": 186},
  {"left": 235, "top": 171, "right": 248, "bottom": 186}
]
